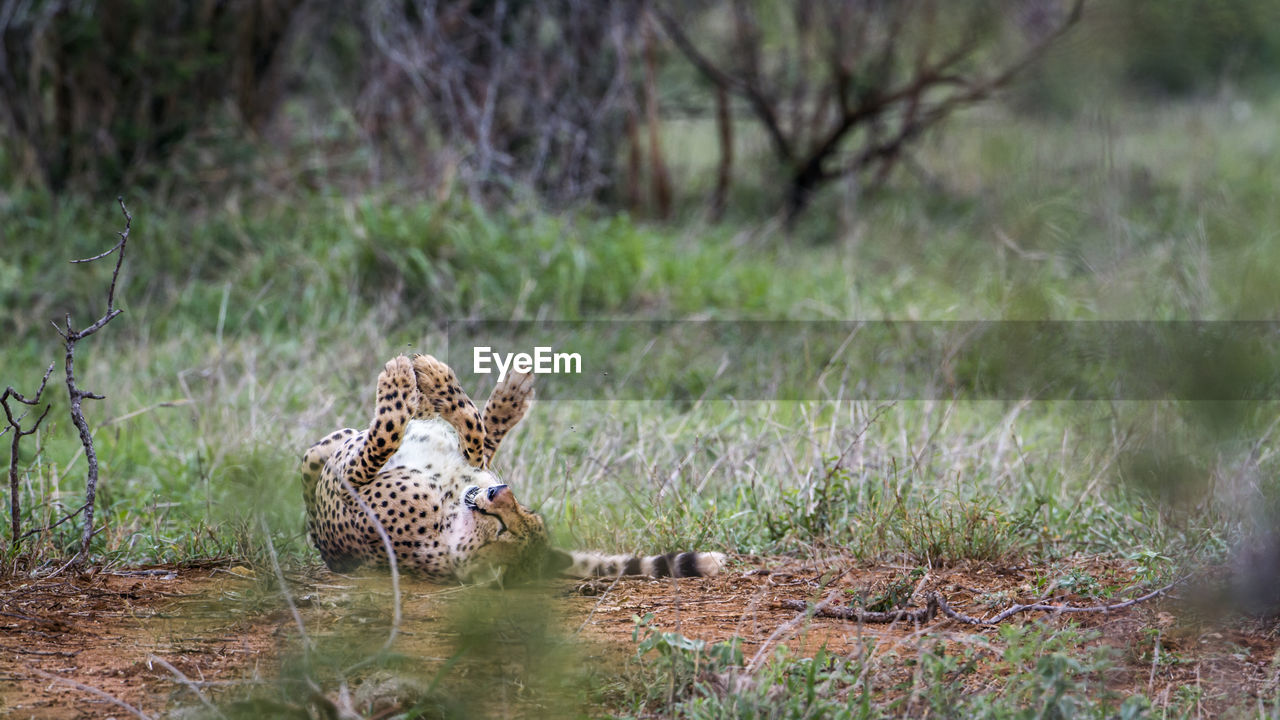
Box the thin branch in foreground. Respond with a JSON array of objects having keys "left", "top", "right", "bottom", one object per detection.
[
  {"left": 2, "top": 362, "right": 55, "bottom": 545},
  {"left": 776, "top": 578, "right": 1183, "bottom": 626},
  {"left": 27, "top": 666, "right": 154, "bottom": 720},
  {"left": 336, "top": 474, "right": 402, "bottom": 660},
  {"left": 17, "top": 502, "right": 87, "bottom": 542},
  {"left": 260, "top": 516, "right": 314, "bottom": 657},
  {"left": 147, "top": 654, "right": 226, "bottom": 719},
  {"left": 53, "top": 197, "right": 132, "bottom": 562}
]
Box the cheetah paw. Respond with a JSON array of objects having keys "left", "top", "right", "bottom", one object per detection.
[{"left": 378, "top": 356, "right": 423, "bottom": 417}]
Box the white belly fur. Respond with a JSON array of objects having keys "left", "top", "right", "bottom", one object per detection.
[{"left": 383, "top": 418, "right": 469, "bottom": 473}]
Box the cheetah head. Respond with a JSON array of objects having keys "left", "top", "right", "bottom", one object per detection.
[{"left": 459, "top": 483, "right": 552, "bottom": 584}]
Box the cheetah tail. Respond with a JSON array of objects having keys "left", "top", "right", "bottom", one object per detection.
[{"left": 548, "top": 550, "right": 726, "bottom": 579}]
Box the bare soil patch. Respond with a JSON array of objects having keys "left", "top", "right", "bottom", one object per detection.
[
  {"left": 0, "top": 562, "right": 272, "bottom": 718},
  {"left": 2, "top": 556, "right": 1276, "bottom": 717}
]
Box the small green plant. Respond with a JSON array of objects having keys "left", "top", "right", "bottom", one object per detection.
[
  {"left": 888, "top": 494, "right": 1046, "bottom": 566},
  {"left": 630, "top": 614, "right": 875, "bottom": 720},
  {"left": 630, "top": 613, "right": 745, "bottom": 709},
  {"left": 756, "top": 457, "right": 860, "bottom": 545},
  {"left": 847, "top": 567, "right": 927, "bottom": 612}
]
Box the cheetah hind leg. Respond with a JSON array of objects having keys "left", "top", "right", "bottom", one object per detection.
[
  {"left": 411, "top": 354, "right": 488, "bottom": 468},
  {"left": 480, "top": 370, "right": 534, "bottom": 468},
  {"left": 345, "top": 356, "right": 422, "bottom": 485}
]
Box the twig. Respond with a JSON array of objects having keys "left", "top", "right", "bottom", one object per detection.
[
  {"left": 777, "top": 577, "right": 1183, "bottom": 625},
  {"left": 147, "top": 655, "right": 225, "bottom": 718},
  {"left": 52, "top": 197, "right": 132, "bottom": 562},
  {"left": 17, "top": 502, "right": 86, "bottom": 541},
  {"left": 748, "top": 565, "right": 854, "bottom": 673},
  {"left": 336, "top": 474, "right": 402, "bottom": 659},
  {"left": 260, "top": 516, "right": 313, "bottom": 656},
  {"left": 0, "top": 646, "right": 79, "bottom": 656},
  {"left": 574, "top": 571, "right": 626, "bottom": 637},
  {"left": 967, "top": 579, "right": 1181, "bottom": 624},
  {"left": 2, "top": 362, "right": 54, "bottom": 544},
  {"left": 27, "top": 666, "right": 154, "bottom": 720}
]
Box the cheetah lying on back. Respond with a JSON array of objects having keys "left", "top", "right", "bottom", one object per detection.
[{"left": 301, "top": 355, "right": 725, "bottom": 584}]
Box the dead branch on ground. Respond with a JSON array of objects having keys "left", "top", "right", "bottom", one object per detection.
[
  {"left": 777, "top": 577, "right": 1181, "bottom": 625},
  {"left": 2, "top": 363, "right": 54, "bottom": 546},
  {"left": 52, "top": 197, "right": 132, "bottom": 562}
]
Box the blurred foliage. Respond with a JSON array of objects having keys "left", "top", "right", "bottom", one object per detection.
[
  {"left": 4, "top": 0, "right": 1277, "bottom": 211},
  {"left": 0, "top": 0, "right": 302, "bottom": 192},
  {"left": 1110, "top": 0, "right": 1280, "bottom": 95},
  {"left": 1016, "top": 0, "right": 1280, "bottom": 114}
]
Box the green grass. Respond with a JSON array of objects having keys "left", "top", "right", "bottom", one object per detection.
[
  {"left": 2, "top": 90, "right": 1278, "bottom": 716},
  {"left": 621, "top": 615, "right": 1148, "bottom": 719}
]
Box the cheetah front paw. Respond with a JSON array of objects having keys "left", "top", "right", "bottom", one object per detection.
[
  {"left": 378, "top": 356, "right": 423, "bottom": 419},
  {"left": 411, "top": 353, "right": 466, "bottom": 414},
  {"left": 492, "top": 370, "right": 535, "bottom": 412}
]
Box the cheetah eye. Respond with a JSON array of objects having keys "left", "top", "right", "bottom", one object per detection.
[{"left": 463, "top": 485, "right": 481, "bottom": 509}]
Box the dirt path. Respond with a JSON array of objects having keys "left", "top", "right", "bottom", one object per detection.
[
  {"left": 1, "top": 556, "right": 1275, "bottom": 717},
  {"left": 0, "top": 563, "right": 274, "bottom": 718}
]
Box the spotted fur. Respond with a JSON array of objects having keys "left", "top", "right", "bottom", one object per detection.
[{"left": 302, "top": 355, "right": 724, "bottom": 583}]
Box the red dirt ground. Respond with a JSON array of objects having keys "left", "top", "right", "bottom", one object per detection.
[{"left": 1, "top": 556, "right": 1276, "bottom": 718}]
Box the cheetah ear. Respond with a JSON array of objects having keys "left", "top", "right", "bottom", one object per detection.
[{"left": 544, "top": 549, "right": 574, "bottom": 576}]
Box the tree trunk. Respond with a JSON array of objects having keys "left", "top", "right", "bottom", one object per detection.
[
  {"left": 643, "top": 12, "right": 672, "bottom": 220},
  {"left": 709, "top": 84, "right": 732, "bottom": 221}
]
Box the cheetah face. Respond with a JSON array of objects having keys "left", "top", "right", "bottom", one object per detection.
[{"left": 460, "top": 484, "right": 551, "bottom": 583}]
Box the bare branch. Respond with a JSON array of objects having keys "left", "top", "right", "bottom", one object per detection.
[
  {"left": 3, "top": 362, "right": 55, "bottom": 545},
  {"left": 18, "top": 502, "right": 87, "bottom": 542},
  {"left": 659, "top": 0, "right": 1086, "bottom": 221},
  {"left": 777, "top": 576, "right": 1181, "bottom": 626},
  {"left": 57, "top": 198, "right": 134, "bottom": 563},
  {"left": 653, "top": 6, "right": 793, "bottom": 163}
]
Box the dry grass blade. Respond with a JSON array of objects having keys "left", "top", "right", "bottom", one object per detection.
[
  {"left": 147, "top": 654, "right": 226, "bottom": 718},
  {"left": 27, "top": 666, "right": 154, "bottom": 720}
]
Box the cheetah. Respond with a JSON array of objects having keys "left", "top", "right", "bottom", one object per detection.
[{"left": 301, "top": 354, "right": 725, "bottom": 584}]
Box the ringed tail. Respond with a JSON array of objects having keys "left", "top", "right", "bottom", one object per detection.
[{"left": 559, "top": 550, "right": 726, "bottom": 579}]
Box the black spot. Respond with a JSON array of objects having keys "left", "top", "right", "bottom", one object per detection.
[
  {"left": 677, "top": 552, "right": 700, "bottom": 578},
  {"left": 624, "top": 557, "right": 642, "bottom": 576},
  {"left": 651, "top": 555, "right": 672, "bottom": 578}
]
